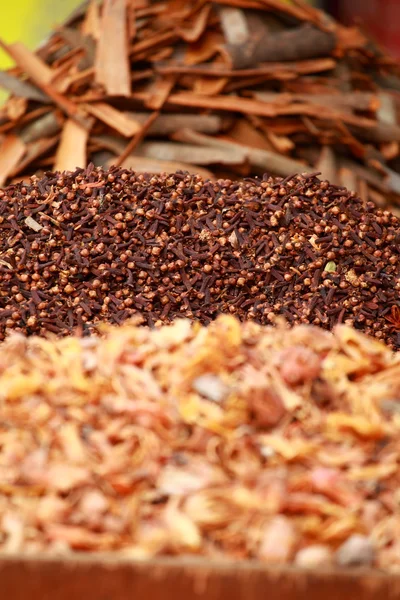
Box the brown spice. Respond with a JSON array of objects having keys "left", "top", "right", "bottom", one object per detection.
[{"left": 1, "top": 166, "right": 400, "bottom": 347}]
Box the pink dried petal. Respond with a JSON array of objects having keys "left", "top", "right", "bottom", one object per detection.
[
  {"left": 102, "top": 514, "right": 126, "bottom": 534},
  {"left": 2, "top": 512, "right": 24, "bottom": 553},
  {"left": 79, "top": 489, "right": 109, "bottom": 516},
  {"left": 46, "top": 539, "right": 72, "bottom": 555},
  {"left": 163, "top": 501, "right": 202, "bottom": 552},
  {"left": 36, "top": 496, "right": 69, "bottom": 525},
  {"left": 248, "top": 387, "right": 286, "bottom": 428},
  {"left": 309, "top": 467, "right": 360, "bottom": 506},
  {"left": 295, "top": 544, "right": 333, "bottom": 568},
  {"left": 317, "top": 445, "right": 366, "bottom": 468},
  {"left": 285, "top": 492, "right": 337, "bottom": 516},
  {"left": 258, "top": 515, "right": 297, "bottom": 564},
  {"left": 58, "top": 422, "right": 87, "bottom": 463},
  {"left": 335, "top": 534, "right": 376, "bottom": 567},
  {"left": 47, "top": 464, "right": 91, "bottom": 492},
  {"left": 45, "top": 524, "right": 115, "bottom": 550},
  {"left": 74, "top": 489, "right": 110, "bottom": 529},
  {"left": 157, "top": 460, "right": 227, "bottom": 496},
  {"left": 276, "top": 346, "right": 322, "bottom": 385},
  {"left": 361, "top": 501, "right": 383, "bottom": 531},
  {"left": 192, "top": 374, "right": 229, "bottom": 403},
  {"left": 287, "top": 325, "right": 333, "bottom": 352},
  {"left": 255, "top": 474, "right": 287, "bottom": 513},
  {"left": 19, "top": 448, "right": 48, "bottom": 484},
  {"left": 185, "top": 490, "right": 240, "bottom": 530},
  {"left": 134, "top": 522, "right": 171, "bottom": 556}
]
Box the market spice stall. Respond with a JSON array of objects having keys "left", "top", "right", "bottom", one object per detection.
[{"left": 1, "top": 2, "right": 400, "bottom": 599}]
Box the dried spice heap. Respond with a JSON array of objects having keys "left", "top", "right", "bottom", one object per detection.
[
  {"left": 1, "top": 1, "right": 400, "bottom": 210},
  {"left": 0, "top": 317, "right": 400, "bottom": 568},
  {"left": 1, "top": 167, "right": 400, "bottom": 347}
]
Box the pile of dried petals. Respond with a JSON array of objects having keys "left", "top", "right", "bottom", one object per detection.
[{"left": 1, "top": 315, "right": 400, "bottom": 570}]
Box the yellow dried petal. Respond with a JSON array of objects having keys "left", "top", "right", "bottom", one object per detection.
[
  {"left": 58, "top": 423, "right": 87, "bottom": 464},
  {"left": 3, "top": 371, "right": 43, "bottom": 400},
  {"left": 326, "top": 413, "right": 386, "bottom": 439},
  {"left": 260, "top": 435, "right": 316, "bottom": 461},
  {"left": 347, "top": 464, "right": 398, "bottom": 481},
  {"left": 164, "top": 503, "right": 202, "bottom": 551},
  {"left": 319, "top": 515, "right": 359, "bottom": 542}
]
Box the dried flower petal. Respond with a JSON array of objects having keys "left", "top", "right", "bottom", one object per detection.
[
  {"left": 295, "top": 544, "right": 333, "bottom": 568},
  {"left": 2, "top": 513, "right": 24, "bottom": 553},
  {"left": 258, "top": 516, "right": 297, "bottom": 564},
  {"left": 276, "top": 346, "right": 322, "bottom": 386},
  {"left": 164, "top": 502, "right": 202, "bottom": 552},
  {"left": 192, "top": 374, "right": 229, "bottom": 403},
  {"left": 335, "top": 534, "right": 376, "bottom": 567},
  {"left": 47, "top": 464, "right": 91, "bottom": 492}
]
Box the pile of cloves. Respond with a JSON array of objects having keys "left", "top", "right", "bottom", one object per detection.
[{"left": 1, "top": 165, "right": 400, "bottom": 347}]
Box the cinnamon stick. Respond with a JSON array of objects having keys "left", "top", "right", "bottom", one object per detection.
[
  {"left": 0, "top": 134, "right": 26, "bottom": 186},
  {"left": 114, "top": 111, "right": 160, "bottom": 167},
  {"left": 173, "top": 128, "right": 311, "bottom": 176},
  {"left": 125, "top": 112, "right": 225, "bottom": 135},
  {"left": 19, "top": 112, "right": 62, "bottom": 144},
  {"left": 0, "top": 71, "right": 49, "bottom": 103},
  {"left": 117, "top": 155, "right": 214, "bottom": 179},
  {"left": 54, "top": 119, "right": 89, "bottom": 172},
  {"left": 0, "top": 41, "right": 86, "bottom": 127},
  {"left": 95, "top": 0, "right": 130, "bottom": 96},
  {"left": 315, "top": 145, "right": 338, "bottom": 184},
  {"left": 224, "top": 25, "right": 336, "bottom": 69}
]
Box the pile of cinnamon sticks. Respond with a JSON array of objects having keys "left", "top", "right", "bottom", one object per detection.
[{"left": 1, "top": 0, "right": 400, "bottom": 210}]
